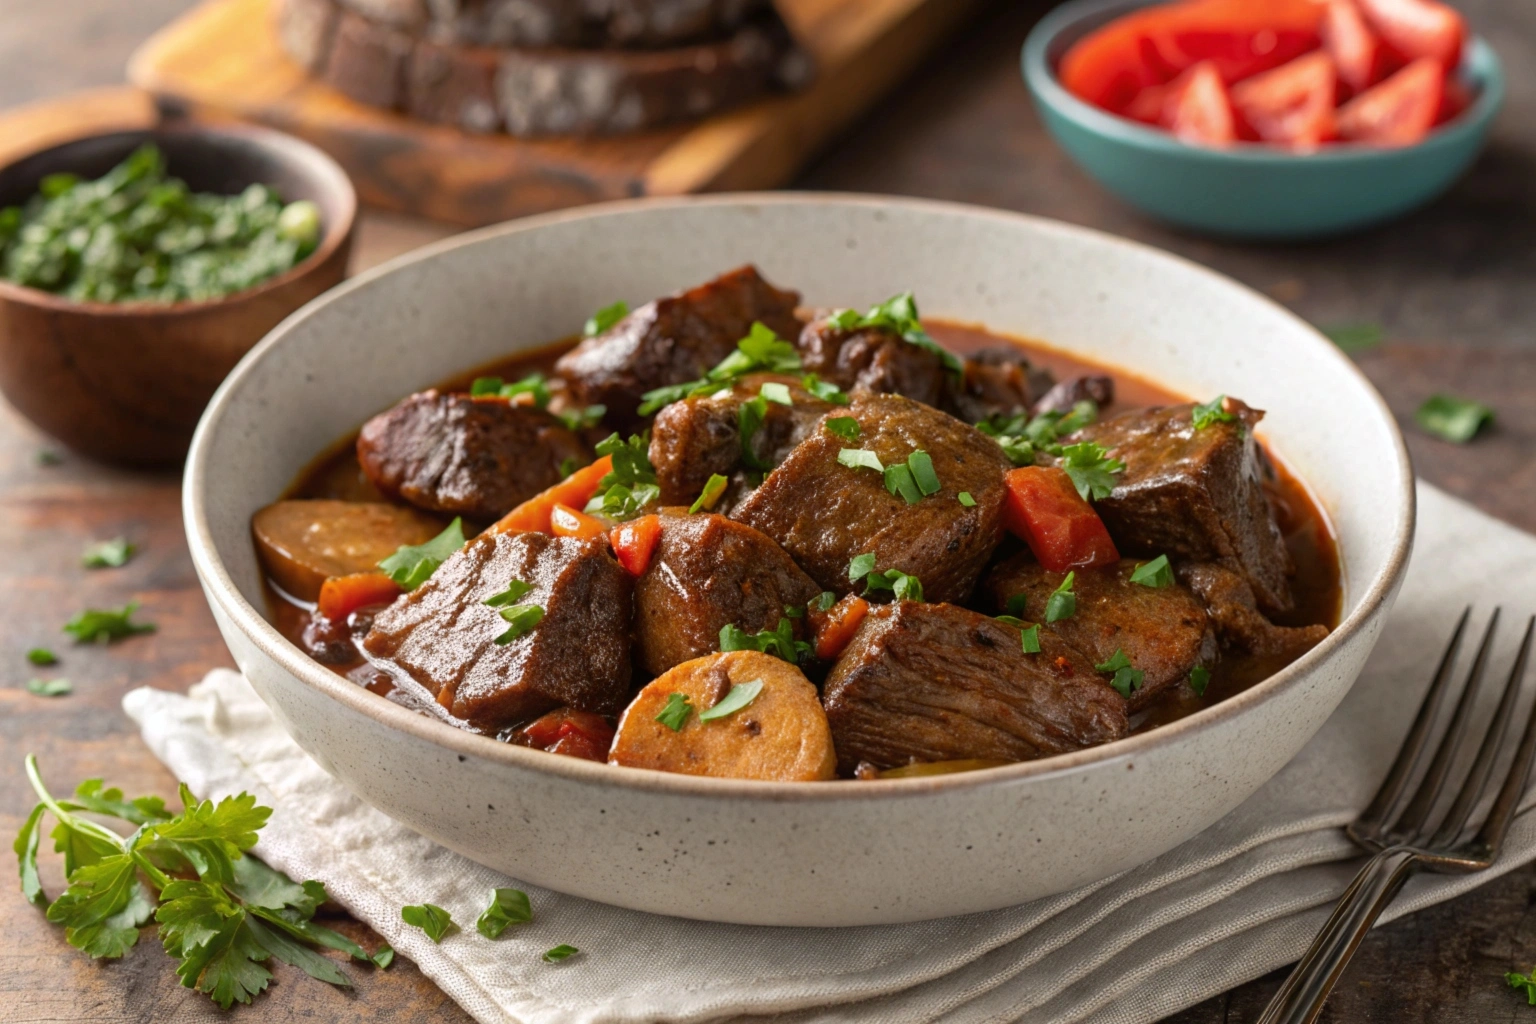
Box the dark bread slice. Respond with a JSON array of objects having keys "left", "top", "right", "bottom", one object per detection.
[
  {"left": 423, "top": 0, "right": 585, "bottom": 48},
  {"left": 338, "top": 0, "right": 429, "bottom": 28},
  {"left": 323, "top": 9, "right": 415, "bottom": 109}
]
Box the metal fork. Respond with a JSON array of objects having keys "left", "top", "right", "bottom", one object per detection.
[{"left": 1258, "top": 607, "right": 1536, "bottom": 1024}]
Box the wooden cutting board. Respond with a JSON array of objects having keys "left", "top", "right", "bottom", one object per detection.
[{"left": 126, "top": 0, "right": 987, "bottom": 226}]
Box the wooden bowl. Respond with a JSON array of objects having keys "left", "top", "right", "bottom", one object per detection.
[{"left": 0, "top": 125, "right": 356, "bottom": 466}]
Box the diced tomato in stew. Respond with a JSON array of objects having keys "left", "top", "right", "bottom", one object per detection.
[
  {"left": 518, "top": 708, "right": 616, "bottom": 762},
  {"left": 1002, "top": 466, "right": 1120, "bottom": 573},
  {"left": 610, "top": 514, "right": 662, "bottom": 576}
]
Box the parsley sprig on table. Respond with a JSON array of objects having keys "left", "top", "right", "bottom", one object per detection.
[{"left": 14, "top": 756, "right": 390, "bottom": 1009}]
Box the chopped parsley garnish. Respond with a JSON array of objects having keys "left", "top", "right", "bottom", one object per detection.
[
  {"left": 476, "top": 887, "right": 533, "bottom": 939},
  {"left": 378, "top": 518, "right": 465, "bottom": 591},
  {"left": 958, "top": 491, "right": 976, "bottom": 507},
  {"left": 63, "top": 602, "right": 156, "bottom": 644},
  {"left": 907, "top": 451, "right": 941, "bottom": 496},
  {"left": 1508, "top": 967, "right": 1536, "bottom": 1006},
  {"left": 1322, "top": 322, "right": 1384, "bottom": 353},
  {"left": 980, "top": 400, "right": 1097, "bottom": 465},
  {"left": 471, "top": 373, "right": 551, "bottom": 407},
  {"left": 759, "top": 381, "right": 792, "bottom": 406},
  {"left": 493, "top": 604, "right": 544, "bottom": 644},
  {"left": 719, "top": 619, "right": 811, "bottom": 663},
  {"left": 1059, "top": 441, "right": 1124, "bottom": 501},
  {"left": 848, "top": 552, "right": 877, "bottom": 584},
  {"left": 1191, "top": 395, "right": 1236, "bottom": 430},
  {"left": 698, "top": 680, "right": 764, "bottom": 722},
  {"left": 1129, "top": 555, "right": 1173, "bottom": 588},
  {"left": 15, "top": 755, "right": 386, "bottom": 1008},
  {"left": 1004, "top": 593, "right": 1027, "bottom": 617},
  {"left": 1020, "top": 624, "right": 1041, "bottom": 654},
  {"left": 401, "top": 903, "right": 456, "bottom": 943},
  {"left": 584, "top": 434, "right": 659, "bottom": 520},
  {"left": 1095, "top": 649, "right": 1145, "bottom": 698},
  {"left": 996, "top": 436, "right": 1036, "bottom": 466},
  {"left": 851, "top": 556, "right": 924, "bottom": 601},
  {"left": 1416, "top": 394, "right": 1493, "bottom": 444},
  {"left": 801, "top": 374, "right": 849, "bottom": 405},
  {"left": 27, "top": 678, "right": 72, "bottom": 697},
  {"left": 837, "top": 448, "right": 884, "bottom": 473},
  {"left": 543, "top": 944, "right": 579, "bottom": 963},
  {"left": 810, "top": 591, "right": 837, "bottom": 613},
  {"left": 470, "top": 376, "right": 502, "bottom": 396},
  {"left": 995, "top": 615, "right": 1024, "bottom": 626},
  {"left": 654, "top": 693, "right": 691, "bottom": 731},
  {"left": 82, "top": 537, "right": 135, "bottom": 569},
  {"left": 824, "top": 293, "right": 963, "bottom": 374},
  {"left": 1189, "top": 665, "right": 1211, "bottom": 697},
  {"left": 557, "top": 404, "right": 606, "bottom": 431},
  {"left": 689, "top": 473, "right": 729, "bottom": 513},
  {"left": 824, "top": 416, "right": 860, "bottom": 442},
  {"left": 1045, "top": 573, "right": 1076, "bottom": 622},
  {"left": 738, "top": 395, "right": 771, "bottom": 470},
  {"left": 784, "top": 604, "right": 804, "bottom": 618},
  {"left": 484, "top": 579, "right": 533, "bottom": 607},
  {"left": 27, "top": 647, "right": 58, "bottom": 666},
  {"left": 637, "top": 322, "right": 800, "bottom": 414},
  {"left": 583, "top": 300, "right": 629, "bottom": 337},
  {"left": 884, "top": 462, "right": 921, "bottom": 504}
]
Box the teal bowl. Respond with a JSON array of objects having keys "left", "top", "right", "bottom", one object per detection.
[{"left": 1022, "top": 0, "right": 1505, "bottom": 239}]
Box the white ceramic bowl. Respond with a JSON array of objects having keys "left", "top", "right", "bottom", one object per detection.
[{"left": 185, "top": 195, "right": 1413, "bottom": 926}]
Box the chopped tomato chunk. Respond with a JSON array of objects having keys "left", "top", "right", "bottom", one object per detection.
[
  {"left": 609, "top": 514, "right": 662, "bottom": 576},
  {"left": 317, "top": 572, "right": 403, "bottom": 622},
  {"left": 1336, "top": 56, "right": 1443, "bottom": 145},
  {"left": 1161, "top": 61, "right": 1237, "bottom": 145},
  {"left": 809, "top": 594, "right": 870, "bottom": 662},
  {"left": 1002, "top": 466, "right": 1120, "bottom": 574},
  {"left": 549, "top": 503, "right": 609, "bottom": 540},
  {"left": 1322, "top": 0, "right": 1389, "bottom": 94},
  {"left": 1231, "top": 51, "right": 1339, "bottom": 150},
  {"left": 518, "top": 708, "right": 616, "bottom": 763},
  {"left": 492, "top": 455, "right": 611, "bottom": 535},
  {"left": 1355, "top": 0, "right": 1465, "bottom": 69}
]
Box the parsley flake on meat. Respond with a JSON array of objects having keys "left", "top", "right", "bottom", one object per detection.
[
  {"left": 401, "top": 903, "right": 456, "bottom": 943},
  {"left": 1020, "top": 623, "right": 1041, "bottom": 654},
  {"left": 476, "top": 887, "right": 533, "bottom": 939},
  {"left": 1045, "top": 572, "right": 1077, "bottom": 622},
  {"left": 493, "top": 604, "right": 545, "bottom": 644},
  {"left": 810, "top": 591, "right": 838, "bottom": 613},
  {"left": 837, "top": 448, "right": 884, "bottom": 473},
  {"left": 884, "top": 462, "right": 922, "bottom": 504},
  {"left": 1129, "top": 555, "right": 1173, "bottom": 588},
  {"left": 637, "top": 322, "right": 801, "bottom": 414},
  {"left": 557, "top": 404, "right": 606, "bottom": 431},
  {"left": 63, "top": 602, "right": 156, "bottom": 644},
  {"left": 824, "top": 293, "right": 964, "bottom": 374},
  {"left": 1058, "top": 441, "right": 1125, "bottom": 501},
  {"left": 738, "top": 395, "right": 771, "bottom": 470},
  {"left": 1188, "top": 666, "right": 1212, "bottom": 697},
  {"left": 980, "top": 400, "right": 1097, "bottom": 466},
  {"left": 759, "top": 382, "right": 792, "bottom": 406},
  {"left": 470, "top": 373, "right": 552, "bottom": 407},
  {"left": 378, "top": 518, "right": 466, "bottom": 591},
  {"left": 824, "top": 416, "right": 860, "bottom": 442},
  {"left": 854, "top": 561, "right": 924, "bottom": 602},
  {"left": 800, "top": 374, "right": 849, "bottom": 405},
  {"left": 957, "top": 491, "right": 976, "bottom": 507},
  {"left": 1191, "top": 395, "right": 1236, "bottom": 430},
  {"left": 1094, "top": 649, "right": 1145, "bottom": 698},
  {"left": 689, "top": 473, "right": 729, "bottom": 513},
  {"left": 698, "top": 680, "right": 764, "bottom": 722},
  {"left": 654, "top": 693, "right": 692, "bottom": 731},
  {"left": 719, "top": 619, "right": 811, "bottom": 664},
  {"left": 583, "top": 300, "right": 629, "bottom": 337},
  {"left": 483, "top": 579, "right": 533, "bottom": 607},
  {"left": 584, "top": 434, "right": 659, "bottom": 520}
]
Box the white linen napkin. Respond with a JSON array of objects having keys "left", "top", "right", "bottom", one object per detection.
[{"left": 123, "top": 481, "right": 1536, "bottom": 1024}]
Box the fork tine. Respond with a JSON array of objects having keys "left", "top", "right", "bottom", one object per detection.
[
  {"left": 1430, "top": 615, "right": 1536, "bottom": 847},
  {"left": 1390, "top": 609, "right": 1501, "bottom": 842},
  {"left": 1471, "top": 616, "right": 1536, "bottom": 858},
  {"left": 1354, "top": 607, "right": 1470, "bottom": 836}
]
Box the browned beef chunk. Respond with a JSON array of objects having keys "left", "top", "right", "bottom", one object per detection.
[
  {"left": 1071, "top": 399, "right": 1295, "bottom": 615},
  {"left": 648, "top": 372, "right": 834, "bottom": 508},
  {"left": 553, "top": 266, "right": 802, "bottom": 429},
  {"left": 984, "top": 553, "right": 1216, "bottom": 711},
  {"left": 362, "top": 531, "right": 631, "bottom": 730},
  {"left": 634, "top": 509, "right": 821, "bottom": 677},
  {"left": 1032, "top": 375, "right": 1114, "bottom": 417},
  {"left": 733, "top": 392, "right": 1013, "bottom": 604},
  {"left": 796, "top": 317, "right": 948, "bottom": 408},
  {"left": 1177, "top": 562, "right": 1328, "bottom": 660},
  {"left": 944, "top": 345, "right": 1056, "bottom": 426},
  {"left": 822, "top": 601, "right": 1128, "bottom": 773},
  {"left": 356, "top": 390, "right": 590, "bottom": 522}
]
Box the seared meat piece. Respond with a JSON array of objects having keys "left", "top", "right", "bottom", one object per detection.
[
  {"left": 822, "top": 601, "right": 1128, "bottom": 773},
  {"left": 796, "top": 316, "right": 949, "bottom": 408},
  {"left": 944, "top": 345, "right": 1054, "bottom": 426},
  {"left": 649, "top": 372, "right": 834, "bottom": 508},
  {"left": 733, "top": 392, "right": 1013, "bottom": 604},
  {"left": 554, "top": 266, "right": 802, "bottom": 429},
  {"left": 985, "top": 553, "right": 1216, "bottom": 711},
  {"left": 634, "top": 509, "right": 822, "bottom": 677},
  {"left": 357, "top": 390, "right": 590, "bottom": 522},
  {"left": 1032, "top": 374, "right": 1114, "bottom": 417},
  {"left": 1177, "top": 562, "right": 1328, "bottom": 659},
  {"left": 362, "top": 531, "right": 632, "bottom": 730},
  {"left": 1071, "top": 399, "right": 1295, "bottom": 615}
]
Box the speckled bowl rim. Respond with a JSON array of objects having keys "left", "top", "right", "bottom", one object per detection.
[
  {"left": 184, "top": 192, "right": 1415, "bottom": 802},
  {"left": 0, "top": 124, "right": 357, "bottom": 316},
  {"left": 1022, "top": 0, "right": 1506, "bottom": 164}
]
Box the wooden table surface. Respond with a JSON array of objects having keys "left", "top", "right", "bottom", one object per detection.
[{"left": 4, "top": 2, "right": 1536, "bottom": 1022}]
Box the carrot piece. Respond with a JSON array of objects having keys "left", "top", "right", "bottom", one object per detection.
[
  {"left": 492, "top": 455, "right": 612, "bottom": 535},
  {"left": 317, "top": 572, "right": 403, "bottom": 622},
  {"left": 610, "top": 514, "right": 662, "bottom": 577},
  {"left": 550, "top": 503, "right": 610, "bottom": 540},
  {"left": 1003, "top": 466, "right": 1120, "bottom": 573},
  {"left": 810, "top": 594, "right": 870, "bottom": 662}
]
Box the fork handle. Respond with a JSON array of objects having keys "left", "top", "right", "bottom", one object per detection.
[{"left": 1256, "top": 848, "right": 1419, "bottom": 1024}]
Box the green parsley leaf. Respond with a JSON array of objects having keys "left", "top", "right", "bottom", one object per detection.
[
  {"left": 1191, "top": 396, "right": 1236, "bottom": 430},
  {"left": 654, "top": 693, "right": 691, "bottom": 731},
  {"left": 1189, "top": 665, "right": 1211, "bottom": 697},
  {"left": 1416, "top": 394, "right": 1494, "bottom": 444},
  {"left": 1005, "top": 593, "right": 1027, "bottom": 617},
  {"left": 82, "top": 537, "right": 136, "bottom": 569},
  {"left": 66, "top": 779, "right": 171, "bottom": 826},
  {"left": 1059, "top": 441, "right": 1124, "bottom": 501},
  {"left": 371, "top": 944, "right": 395, "bottom": 968},
  {"left": 760, "top": 382, "right": 792, "bottom": 406},
  {"left": 494, "top": 604, "right": 544, "bottom": 644},
  {"left": 484, "top": 579, "right": 533, "bottom": 608},
  {"left": 719, "top": 619, "right": 811, "bottom": 664},
  {"left": 699, "top": 680, "right": 764, "bottom": 722},
  {"left": 1045, "top": 573, "right": 1076, "bottom": 623},
  {"left": 1129, "top": 554, "right": 1173, "bottom": 588},
  {"left": 996, "top": 435, "right": 1036, "bottom": 466},
  {"left": 557, "top": 404, "right": 606, "bottom": 431},
  {"left": 1094, "top": 649, "right": 1145, "bottom": 698},
  {"left": 401, "top": 903, "right": 455, "bottom": 943},
  {"left": 810, "top": 591, "right": 837, "bottom": 613},
  {"left": 63, "top": 602, "right": 156, "bottom": 644},
  {"left": 1020, "top": 624, "right": 1041, "bottom": 654},
  {"left": 738, "top": 394, "right": 770, "bottom": 470},
  {"left": 470, "top": 376, "right": 503, "bottom": 396},
  {"left": 378, "top": 518, "right": 465, "bottom": 591},
  {"left": 27, "top": 677, "right": 72, "bottom": 696},
  {"left": 689, "top": 473, "right": 729, "bottom": 513},
  {"left": 500, "top": 373, "right": 551, "bottom": 408},
  {"left": 27, "top": 647, "right": 58, "bottom": 665},
  {"left": 476, "top": 887, "right": 533, "bottom": 939},
  {"left": 636, "top": 322, "right": 800, "bottom": 414},
  {"left": 825, "top": 293, "right": 964, "bottom": 374},
  {"left": 801, "top": 374, "right": 849, "bottom": 405},
  {"left": 14, "top": 803, "right": 46, "bottom": 904},
  {"left": 245, "top": 914, "right": 350, "bottom": 988},
  {"left": 848, "top": 553, "right": 877, "bottom": 583},
  {"left": 883, "top": 462, "right": 922, "bottom": 504},
  {"left": 864, "top": 569, "right": 924, "bottom": 602},
  {"left": 838, "top": 448, "right": 884, "bottom": 473},
  {"left": 957, "top": 491, "right": 976, "bottom": 507},
  {"left": 994, "top": 615, "right": 1024, "bottom": 626},
  {"left": 543, "top": 943, "right": 579, "bottom": 963},
  {"left": 1322, "top": 322, "right": 1384, "bottom": 353},
  {"left": 584, "top": 434, "right": 659, "bottom": 520},
  {"left": 824, "top": 416, "right": 860, "bottom": 442},
  {"left": 783, "top": 604, "right": 804, "bottom": 618},
  {"left": 907, "top": 451, "right": 941, "bottom": 496},
  {"left": 584, "top": 300, "right": 629, "bottom": 337},
  {"left": 1507, "top": 969, "right": 1536, "bottom": 1005}
]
